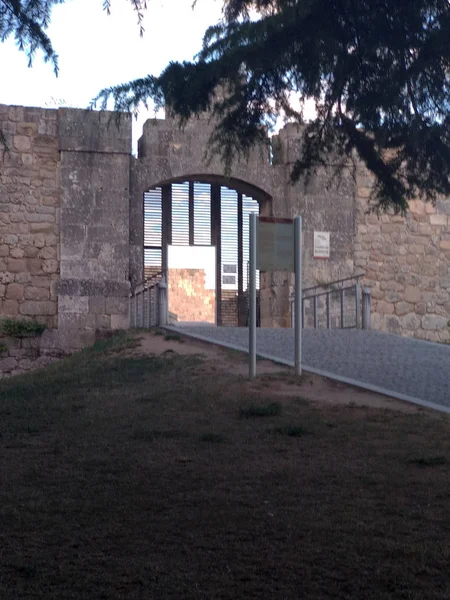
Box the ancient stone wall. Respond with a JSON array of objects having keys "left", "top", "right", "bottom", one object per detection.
[
  {"left": 168, "top": 268, "right": 215, "bottom": 323},
  {"left": 355, "top": 166, "right": 450, "bottom": 342},
  {"left": 1, "top": 102, "right": 449, "bottom": 348},
  {"left": 0, "top": 331, "right": 65, "bottom": 379},
  {"left": 0, "top": 105, "right": 60, "bottom": 326}
]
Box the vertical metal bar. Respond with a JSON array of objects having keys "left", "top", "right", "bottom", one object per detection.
[
  {"left": 355, "top": 281, "right": 361, "bottom": 329},
  {"left": 340, "top": 287, "right": 345, "bottom": 329},
  {"left": 313, "top": 295, "right": 318, "bottom": 329},
  {"left": 188, "top": 181, "right": 194, "bottom": 246},
  {"left": 326, "top": 291, "right": 331, "bottom": 328},
  {"left": 362, "top": 287, "right": 371, "bottom": 329},
  {"left": 149, "top": 286, "right": 153, "bottom": 326},
  {"left": 162, "top": 185, "right": 171, "bottom": 274},
  {"left": 294, "top": 216, "right": 302, "bottom": 376},
  {"left": 134, "top": 292, "right": 137, "bottom": 328},
  {"left": 249, "top": 213, "right": 257, "bottom": 379},
  {"left": 302, "top": 298, "right": 305, "bottom": 329},
  {"left": 237, "top": 192, "right": 243, "bottom": 324},
  {"left": 211, "top": 184, "right": 222, "bottom": 325}
]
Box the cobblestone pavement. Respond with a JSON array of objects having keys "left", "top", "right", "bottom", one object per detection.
[{"left": 168, "top": 326, "right": 450, "bottom": 410}]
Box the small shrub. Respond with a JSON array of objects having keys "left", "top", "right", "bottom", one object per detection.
[
  {"left": 409, "top": 456, "right": 447, "bottom": 467},
  {"left": 239, "top": 402, "right": 282, "bottom": 418},
  {"left": 0, "top": 318, "right": 46, "bottom": 338},
  {"left": 273, "top": 425, "right": 306, "bottom": 437},
  {"left": 164, "top": 332, "right": 183, "bottom": 342}
]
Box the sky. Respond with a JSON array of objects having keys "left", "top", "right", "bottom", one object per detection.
[{"left": 0, "top": 0, "right": 224, "bottom": 147}]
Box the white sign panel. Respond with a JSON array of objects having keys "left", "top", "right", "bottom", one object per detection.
[
  {"left": 313, "top": 231, "right": 330, "bottom": 259},
  {"left": 257, "top": 218, "right": 294, "bottom": 271}
]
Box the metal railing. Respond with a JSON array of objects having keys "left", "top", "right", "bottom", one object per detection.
[
  {"left": 129, "top": 270, "right": 168, "bottom": 328},
  {"left": 291, "top": 274, "right": 371, "bottom": 330}
]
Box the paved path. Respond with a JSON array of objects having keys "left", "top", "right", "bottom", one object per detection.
[{"left": 167, "top": 326, "right": 450, "bottom": 412}]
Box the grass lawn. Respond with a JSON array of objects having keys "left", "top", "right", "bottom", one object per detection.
[{"left": 1, "top": 331, "right": 450, "bottom": 599}]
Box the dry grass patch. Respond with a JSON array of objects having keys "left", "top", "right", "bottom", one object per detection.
[{"left": 1, "top": 331, "right": 450, "bottom": 599}]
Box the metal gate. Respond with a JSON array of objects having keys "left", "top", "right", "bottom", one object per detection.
[{"left": 144, "top": 181, "right": 260, "bottom": 326}]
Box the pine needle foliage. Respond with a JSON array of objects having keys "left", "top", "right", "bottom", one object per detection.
[{"left": 93, "top": 0, "right": 450, "bottom": 212}]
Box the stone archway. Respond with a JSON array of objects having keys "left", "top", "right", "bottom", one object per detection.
[{"left": 142, "top": 176, "right": 270, "bottom": 326}]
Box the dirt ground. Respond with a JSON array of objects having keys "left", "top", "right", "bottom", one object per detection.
[
  {"left": 1, "top": 330, "right": 449, "bottom": 600},
  {"left": 138, "top": 331, "right": 419, "bottom": 413}
]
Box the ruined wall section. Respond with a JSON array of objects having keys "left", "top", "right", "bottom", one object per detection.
[
  {"left": 355, "top": 165, "right": 450, "bottom": 342},
  {"left": 0, "top": 105, "right": 60, "bottom": 326}
]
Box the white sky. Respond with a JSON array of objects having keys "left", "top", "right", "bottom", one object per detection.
[
  {"left": 0, "top": 0, "right": 224, "bottom": 146},
  {"left": 0, "top": 0, "right": 315, "bottom": 150}
]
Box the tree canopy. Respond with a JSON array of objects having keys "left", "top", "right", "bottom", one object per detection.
[
  {"left": 2, "top": 0, "right": 450, "bottom": 211},
  {"left": 93, "top": 0, "right": 450, "bottom": 212}
]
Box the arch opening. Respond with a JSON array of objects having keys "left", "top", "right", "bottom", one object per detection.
[{"left": 144, "top": 179, "right": 266, "bottom": 326}]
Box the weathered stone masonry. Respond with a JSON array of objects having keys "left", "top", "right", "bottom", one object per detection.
[
  {"left": 1, "top": 102, "right": 449, "bottom": 363},
  {"left": 0, "top": 105, "right": 59, "bottom": 327}
]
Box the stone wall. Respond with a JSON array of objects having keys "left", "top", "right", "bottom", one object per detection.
[
  {"left": 0, "top": 330, "right": 68, "bottom": 379},
  {"left": 0, "top": 105, "right": 60, "bottom": 327},
  {"left": 1, "top": 102, "right": 449, "bottom": 347},
  {"left": 168, "top": 268, "right": 215, "bottom": 323},
  {"left": 355, "top": 166, "right": 450, "bottom": 341}
]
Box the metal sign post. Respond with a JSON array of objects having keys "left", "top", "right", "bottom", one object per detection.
[
  {"left": 294, "top": 216, "right": 303, "bottom": 376},
  {"left": 249, "top": 213, "right": 257, "bottom": 379},
  {"left": 249, "top": 213, "right": 302, "bottom": 379}
]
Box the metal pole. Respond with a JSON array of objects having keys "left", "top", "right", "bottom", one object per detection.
[
  {"left": 326, "top": 292, "right": 331, "bottom": 328},
  {"left": 362, "top": 287, "right": 371, "bottom": 329},
  {"left": 355, "top": 281, "right": 361, "bottom": 329},
  {"left": 249, "top": 213, "right": 257, "bottom": 379},
  {"left": 294, "top": 216, "right": 302, "bottom": 376},
  {"left": 313, "top": 295, "right": 318, "bottom": 329},
  {"left": 340, "top": 287, "right": 345, "bottom": 329}
]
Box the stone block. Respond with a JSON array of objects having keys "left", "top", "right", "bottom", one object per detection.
[
  {"left": 30, "top": 222, "right": 55, "bottom": 233},
  {"left": 2, "top": 299, "right": 19, "bottom": 314},
  {"left": 10, "top": 247, "right": 24, "bottom": 258},
  {"left": 375, "top": 300, "right": 394, "bottom": 314},
  {"left": 58, "top": 108, "right": 132, "bottom": 153},
  {"left": 7, "top": 258, "right": 26, "bottom": 272},
  {"left": 0, "top": 245, "right": 8, "bottom": 257},
  {"left": 0, "top": 357, "right": 18, "bottom": 372},
  {"left": 395, "top": 302, "right": 414, "bottom": 316},
  {"left": 23, "top": 245, "right": 39, "bottom": 258},
  {"left": 111, "top": 314, "right": 129, "bottom": 329},
  {"left": 385, "top": 315, "right": 401, "bottom": 333},
  {"left": 94, "top": 314, "right": 111, "bottom": 329},
  {"left": 42, "top": 259, "right": 59, "bottom": 274},
  {"left": 58, "top": 295, "right": 89, "bottom": 314},
  {"left": 6, "top": 283, "right": 24, "bottom": 300},
  {"left": 422, "top": 314, "right": 448, "bottom": 331},
  {"left": 24, "top": 286, "right": 50, "bottom": 301},
  {"left": 13, "top": 135, "right": 31, "bottom": 152},
  {"left": 401, "top": 313, "right": 421, "bottom": 330},
  {"left": 408, "top": 200, "right": 425, "bottom": 214},
  {"left": 404, "top": 286, "right": 421, "bottom": 304},
  {"left": 440, "top": 240, "right": 450, "bottom": 250},
  {"left": 89, "top": 296, "right": 105, "bottom": 314},
  {"left": 27, "top": 258, "right": 43, "bottom": 274},
  {"left": 429, "top": 214, "right": 448, "bottom": 226},
  {"left": 20, "top": 300, "right": 57, "bottom": 316}
]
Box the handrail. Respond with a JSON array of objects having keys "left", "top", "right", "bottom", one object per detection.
[
  {"left": 302, "top": 273, "right": 364, "bottom": 295},
  {"left": 131, "top": 269, "right": 167, "bottom": 295}
]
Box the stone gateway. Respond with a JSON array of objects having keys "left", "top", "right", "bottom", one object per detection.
[{"left": 0, "top": 103, "right": 449, "bottom": 361}]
